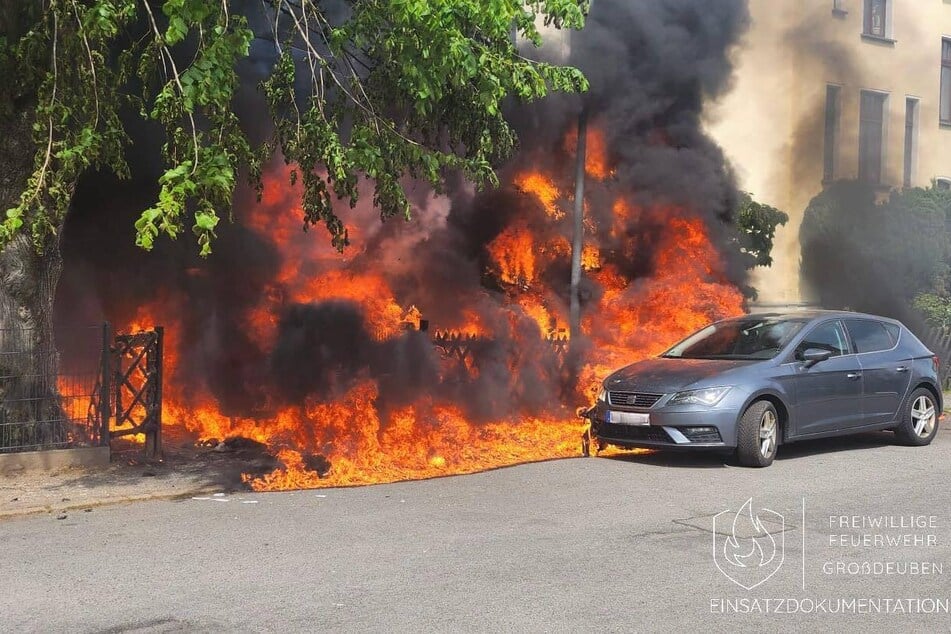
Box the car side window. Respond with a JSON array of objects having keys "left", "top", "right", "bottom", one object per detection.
[
  {"left": 845, "top": 319, "right": 894, "bottom": 353},
  {"left": 882, "top": 322, "right": 901, "bottom": 346},
  {"left": 796, "top": 321, "right": 850, "bottom": 358}
]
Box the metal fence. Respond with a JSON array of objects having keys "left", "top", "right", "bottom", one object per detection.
[
  {"left": 0, "top": 324, "right": 107, "bottom": 453},
  {"left": 432, "top": 330, "right": 571, "bottom": 373},
  {"left": 921, "top": 324, "right": 951, "bottom": 389}
]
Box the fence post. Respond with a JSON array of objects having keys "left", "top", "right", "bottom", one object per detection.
[
  {"left": 99, "top": 322, "right": 111, "bottom": 447},
  {"left": 145, "top": 326, "right": 164, "bottom": 459}
]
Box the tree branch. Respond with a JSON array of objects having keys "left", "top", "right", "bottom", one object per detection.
[{"left": 140, "top": 0, "right": 200, "bottom": 175}]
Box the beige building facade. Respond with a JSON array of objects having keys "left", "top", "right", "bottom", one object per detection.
[{"left": 707, "top": 0, "right": 951, "bottom": 303}]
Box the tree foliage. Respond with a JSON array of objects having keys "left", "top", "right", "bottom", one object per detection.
[
  {"left": 732, "top": 191, "right": 788, "bottom": 269},
  {"left": 1, "top": 0, "right": 589, "bottom": 255},
  {"left": 913, "top": 292, "right": 951, "bottom": 330},
  {"left": 800, "top": 181, "right": 951, "bottom": 316}
]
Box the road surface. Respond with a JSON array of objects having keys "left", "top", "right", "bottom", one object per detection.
[{"left": 4, "top": 429, "right": 950, "bottom": 632}]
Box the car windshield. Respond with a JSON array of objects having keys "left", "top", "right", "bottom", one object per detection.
[{"left": 662, "top": 317, "right": 807, "bottom": 360}]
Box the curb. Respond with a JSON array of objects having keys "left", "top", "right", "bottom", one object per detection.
[{"left": 0, "top": 484, "right": 226, "bottom": 521}]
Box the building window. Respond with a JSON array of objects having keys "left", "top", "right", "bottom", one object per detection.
[
  {"left": 859, "top": 91, "right": 887, "bottom": 185},
  {"left": 823, "top": 85, "right": 841, "bottom": 182},
  {"left": 904, "top": 98, "right": 919, "bottom": 188},
  {"left": 941, "top": 39, "right": 951, "bottom": 125},
  {"left": 833, "top": 0, "right": 847, "bottom": 16},
  {"left": 937, "top": 178, "right": 951, "bottom": 191},
  {"left": 864, "top": 0, "right": 887, "bottom": 38}
]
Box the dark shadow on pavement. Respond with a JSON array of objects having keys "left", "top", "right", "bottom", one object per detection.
[
  {"left": 0, "top": 429, "right": 283, "bottom": 518},
  {"left": 43, "top": 432, "right": 281, "bottom": 494},
  {"left": 597, "top": 431, "right": 905, "bottom": 469},
  {"left": 599, "top": 450, "right": 730, "bottom": 469},
  {"left": 774, "top": 431, "right": 897, "bottom": 461},
  {"left": 44, "top": 447, "right": 258, "bottom": 493}
]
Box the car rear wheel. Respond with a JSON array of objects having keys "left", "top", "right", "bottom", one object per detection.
[
  {"left": 894, "top": 388, "right": 940, "bottom": 446},
  {"left": 736, "top": 400, "right": 779, "bottom": 467}
]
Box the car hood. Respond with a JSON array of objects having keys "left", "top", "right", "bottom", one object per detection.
[{"left": 604, "top": 357, "right": 755, "bottom": 394}]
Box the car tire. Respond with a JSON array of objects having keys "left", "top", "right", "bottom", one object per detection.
[
  {"left": 894, "top": 388, "right": 940, "bottom": 446},
  {"left": 736, "top": 400, "right": 779, "bottom": 468}
]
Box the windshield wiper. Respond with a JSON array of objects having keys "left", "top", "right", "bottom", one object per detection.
[{"left": 678, "top": 354, "right": 761, "bottom": 361}]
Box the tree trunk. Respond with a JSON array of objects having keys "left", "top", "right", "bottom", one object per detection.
[{"left": 0, "top": 106, "right": 66, "bottom": 449}]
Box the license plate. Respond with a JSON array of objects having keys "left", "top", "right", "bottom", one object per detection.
[{"left": 606, "top": 411, "right": 650, "bottom": 426}]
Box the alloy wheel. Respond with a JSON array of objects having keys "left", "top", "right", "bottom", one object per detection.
[
  {"left": 911, "top": 395, "right": 937, "bottom": 438},
  {"left": 759, "top": 409, "right": 777, "bottom": 457}
]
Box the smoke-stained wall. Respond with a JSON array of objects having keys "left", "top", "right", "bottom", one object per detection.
[{"left": 707, "top": 0, "right": 951, "bottom": 305}]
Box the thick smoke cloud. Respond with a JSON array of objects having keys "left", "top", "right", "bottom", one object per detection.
[
  {"left": 575, "top": 1, "right": 748, "bottom": 217},
  {"left": 269, "top": 302, "right": 441, "bottom": 411},
  {"left": 393, "top": 0, "right": 751, "bottom": 307},
  {"left": 56, "top": 0, "right": 751, "bottom": 426}
]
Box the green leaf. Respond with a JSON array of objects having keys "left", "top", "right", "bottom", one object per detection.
[{"left": 1, "top": 0, "right": 588, "bottom": 258}]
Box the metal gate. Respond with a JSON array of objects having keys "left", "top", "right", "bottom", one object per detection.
[{"left": 88, "top": 324, "right": 164, "bottom": 458}]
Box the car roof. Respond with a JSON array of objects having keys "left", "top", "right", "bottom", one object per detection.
[{"left": 731, "top": 309, "right": 903, "bottom": 325}]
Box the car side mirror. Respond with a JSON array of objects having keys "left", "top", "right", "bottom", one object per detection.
[{"left": 801, "top": 348, "right": 833, "bottom": 368}]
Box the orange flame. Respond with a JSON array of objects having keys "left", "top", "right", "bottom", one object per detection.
[
  {"left": 564, "top": 126, "right": 612, "bottom": 180},
  {"left": 486, "top": 223, "right": 538, "bottom": 287},
  {"left": 118, "top": 139, "right": 744, "bottom": 490},
  {"left": 515, "top": 172, "right": 564, "bottom": 219}
]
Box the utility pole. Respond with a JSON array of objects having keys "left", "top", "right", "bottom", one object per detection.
[{"left": 568, "top": 107, "right": 587, "bottom": 366}]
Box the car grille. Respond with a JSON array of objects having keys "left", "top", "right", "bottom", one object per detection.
[
  {"left": 596, "top": 423, "right": 672, "bottom": 443},
  {"left": 607, "top": 391, "right": 664, "bottom": 408}
]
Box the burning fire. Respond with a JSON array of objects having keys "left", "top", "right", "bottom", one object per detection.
[
  {"left": 515, "top": 172, "right": 564, "bottom": 220},
  {"left": 564, "top": 126, "right": 613, "bottom": 181},
  {"left": 487, "top": 222, "right": 540, "bottom": 288},
  {"left": 116, "top": 126, "right": 744, "bottom": 491}
]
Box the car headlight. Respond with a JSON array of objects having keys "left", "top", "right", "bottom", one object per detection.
[
  {"left": 668, "top": 386, "right": 732, "bottom": 407},
  {"left": 597, "top": 387, "right": 607, "bottom": 403}
]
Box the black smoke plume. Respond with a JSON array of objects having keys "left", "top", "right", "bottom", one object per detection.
[{"left": 56, "top": 0, "right": 751, "bottom": 426}]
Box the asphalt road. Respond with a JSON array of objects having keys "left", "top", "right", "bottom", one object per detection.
[{"left": 3, "top": 428, "right": 951, "bottom": 633}]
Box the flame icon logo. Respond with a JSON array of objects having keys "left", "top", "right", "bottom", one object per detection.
[
  {"left": 713, "top": 498, "right": 785, "bottom": 590},
  {"left": 723, "top": 498, "right": 777, "bottom": 568}
]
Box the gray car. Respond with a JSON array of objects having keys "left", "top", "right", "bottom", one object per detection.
[{"left": 583, "top": 311, "right": 943, "bottom": 467}]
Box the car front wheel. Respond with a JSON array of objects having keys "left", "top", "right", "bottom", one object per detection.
[
  {"left": 736, "top": 400, "right": 779, "bottom": 467},
  {"left": 894, "top": 388, "right": 940, "bottom": 446}
]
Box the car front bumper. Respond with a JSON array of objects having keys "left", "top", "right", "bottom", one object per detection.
[{"left": 589, "top": 404, "right": 740, "bottom": 450}]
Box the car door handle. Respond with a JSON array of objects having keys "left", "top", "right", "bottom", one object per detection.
[
  {"left": 896, "top": 366, "right": 909, "bottom": 373},
  {"left": 847, "top": 373, "right": 862, "bottom": 380}
]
